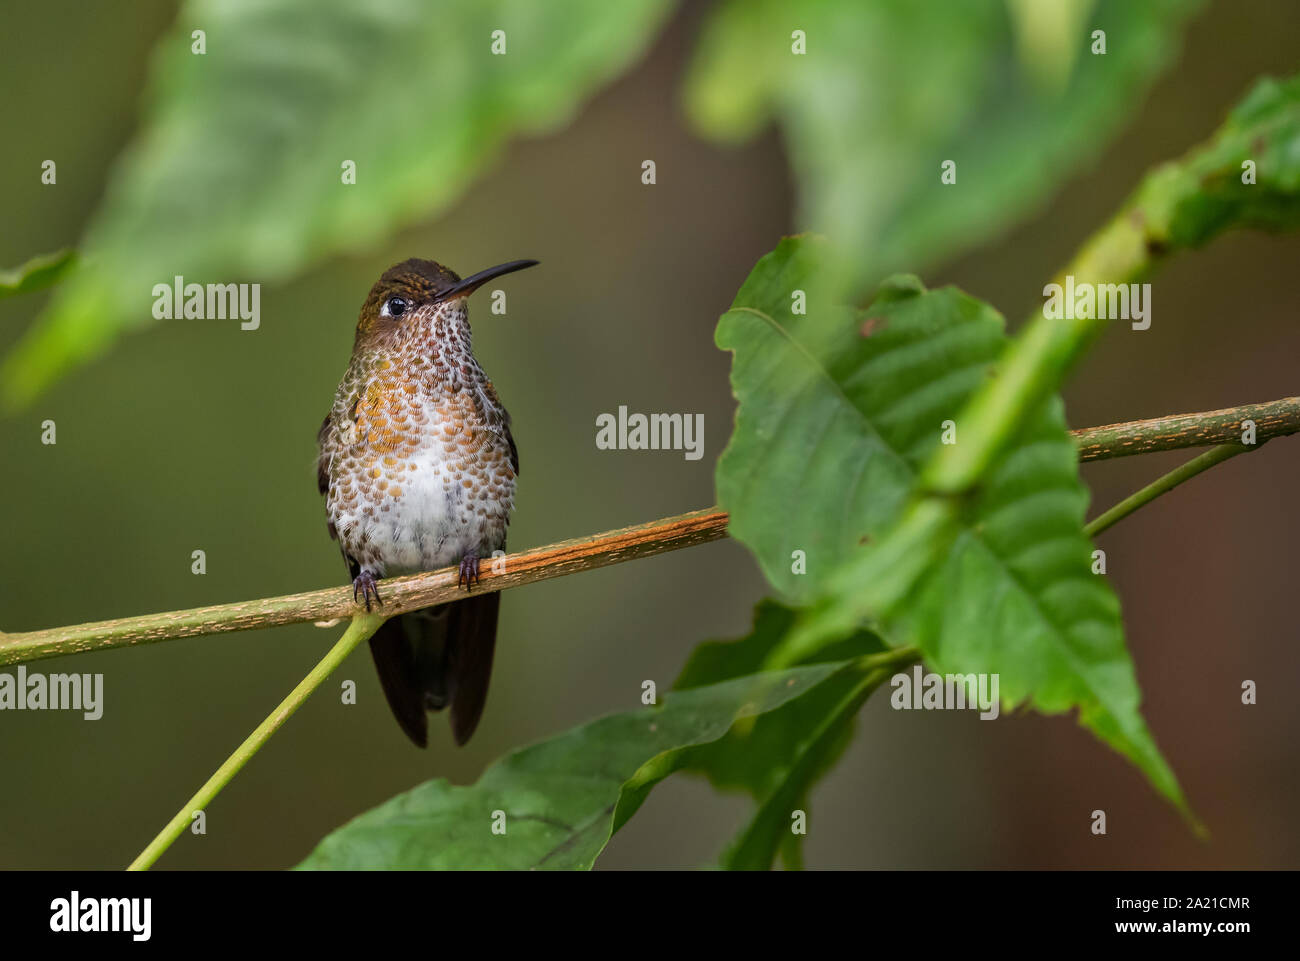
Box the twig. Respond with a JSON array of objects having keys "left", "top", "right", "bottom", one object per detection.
[
  {"left": 1071, "top": 397, "right": 1299, "bottom": 461},
  {"left": 1085, "top": 443, "right": 1253, "bottom": 537},
  {"left": 0, "top": 508, "right": 727, "bottom": 667},
  {"left": 128, "top": 613, "right": 388, "bottom": 870}
]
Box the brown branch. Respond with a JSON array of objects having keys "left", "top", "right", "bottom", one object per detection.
[{"left": 0, "top": 509, "right": 728, "bottom": 667}]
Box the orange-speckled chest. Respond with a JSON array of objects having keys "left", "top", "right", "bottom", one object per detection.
[{"left": 320, "top": 302, "right": 517, "bottom": 576}]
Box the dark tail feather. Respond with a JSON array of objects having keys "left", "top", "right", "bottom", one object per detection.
[
  {"left": 368, "top": 614, "right": 433, "bottom": 748},
  {"left": 446, "top": 591, "right": 500, "bottom": 746},
  {"left": 368, "top": 592, "right": 501, "bottom": 748}
]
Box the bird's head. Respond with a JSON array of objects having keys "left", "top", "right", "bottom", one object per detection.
[{"left": 354, "top": 257, "right": 538, "bottom": 349}]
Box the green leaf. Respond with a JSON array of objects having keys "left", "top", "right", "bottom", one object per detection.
[
  {"left": 674, "top": 599, "right": 889, "bottom": 869},
  {"left": 298, "top": 661, "right": 849, "bottom": 870},
  {"left": 0, "top": 250, "right": 76, "bottom": 299},
  {"left": 685, "top": 0, "right": 1200, "bottom": 297},
  {"left": 675, "top": 599, "right": 884, "bottom": 694},
  {"left": 1, "top": 0, "right": 673, "bottom": 407},
  {"left": 716, "top": 237, "right": 1005, "bottom": 604},
  {"left": 759, "top": 75, "right": 1300, "bottom": 826},
  {"left": 786, "top": 76, "right": 1300, "bottom": 831},
  {"left": 715, "top": 236, "right": 1193, "bottom": 822},
  {"left": 720, "top": 661, "right": 892, "bottom": 870}
]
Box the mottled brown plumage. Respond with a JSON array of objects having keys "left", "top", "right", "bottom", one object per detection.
[{"left": 317, "top": 257, "right": 537, "bottom": 746}]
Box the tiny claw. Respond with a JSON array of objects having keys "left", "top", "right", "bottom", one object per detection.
[
  {"left": 457, "top": 553, "right": 480, "bottom": 591},
  {"left": 352, "top": 570, "right": 382, "bottom": 612}
]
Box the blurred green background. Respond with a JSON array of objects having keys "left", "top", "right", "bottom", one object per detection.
[{"left": 1, "top": 0, "right": 1297, "bottom": 869}]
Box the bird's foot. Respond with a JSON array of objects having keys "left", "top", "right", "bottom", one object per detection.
[
  {"left": 457, "top": 552, "right": 480, "bottom": 591},
  {"left": 352, "top": 570, "right": 382, "bottom": 611}
]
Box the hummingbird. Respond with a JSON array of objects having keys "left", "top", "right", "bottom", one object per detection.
[{"left": 316, "top": 257, "right": 538, "bottom": 747}]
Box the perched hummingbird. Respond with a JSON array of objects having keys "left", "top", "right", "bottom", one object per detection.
[{"left": 316, "top": 257, "right": 538, "bottom": 747}]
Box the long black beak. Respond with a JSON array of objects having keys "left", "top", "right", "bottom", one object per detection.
[{"left": 437, "top": 259, "right": 539, "bottom": 302}]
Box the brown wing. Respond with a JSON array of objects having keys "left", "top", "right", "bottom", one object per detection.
[
  {"left": 316, "top": 414, "right": 333, "bottom": 497},
  {"left": 316, "top": 410, "right": 357, "bottom": 575},
  {"left": 316, "top": 386, "right": 360, "bottom": 503},
  {"left": 504, "top": 420, "right": 519, "bottom": 477},
  {"left": 478, "top": 378, "right": 518, "bottom": 477}
]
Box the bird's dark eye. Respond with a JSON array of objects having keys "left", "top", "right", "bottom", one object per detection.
[{"left": 383, "top": 296, "right": 408, "bottom": 318}]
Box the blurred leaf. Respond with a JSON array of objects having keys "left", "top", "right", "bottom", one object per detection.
[
  {"left": 675, "top": 599, "right": 892, "bottom": 870},
  {"left": 1, "top": 0, "right": 673, "bottom": 407},
  {"left": 0, "top": 249, "right": 76, "bottom": 300},
  {"left": 912, "top": 73, "right": 1300, "bottom": 502},
  {"left": 685, "top": 0, "right": 1200, "bottom": 297},
  {"left": 715, "top": 236, "right": 1192, "bottom": 821},
  {"left": 298, "top": 661, "right": 849, "bottom": 869},
  {"left": 1004, "top": 0, "right": 1096, "bottom": 93}
]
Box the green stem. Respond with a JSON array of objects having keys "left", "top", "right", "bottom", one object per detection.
[
  {"left": 852, "top": 645, "right": 922, "bottom": 673},
  {"left": 921, "top": 79, "right": 1300, "bottom": 494},
  {"left": 1084, "top": 444, "right": 1252, "bottom": 538},
  {"left": 127, "top": 613, "right": 387, "bottom": 871}
]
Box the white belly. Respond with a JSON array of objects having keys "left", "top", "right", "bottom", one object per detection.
[
  {"left": 326, "top": 416, "right": 516, "bottom": 578},
  {"left": 368, "top": 445, "right": 501, "bottom": 575}
]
